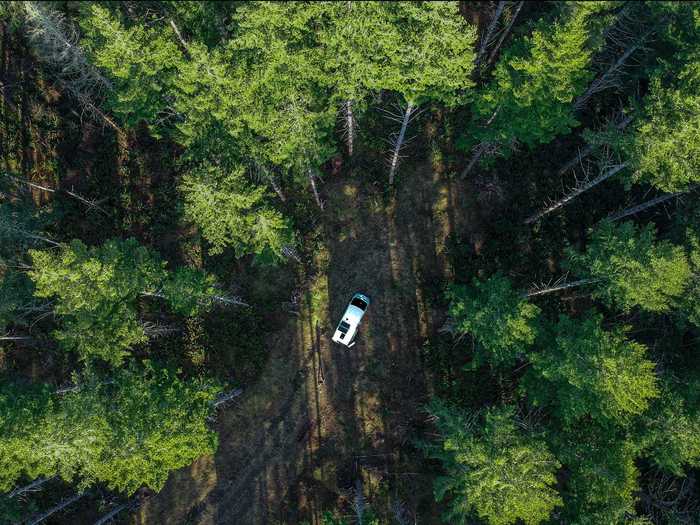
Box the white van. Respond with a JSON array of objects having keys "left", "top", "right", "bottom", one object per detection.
[{"left": 332, "top": 293, "right": 370, "bottom": 347}]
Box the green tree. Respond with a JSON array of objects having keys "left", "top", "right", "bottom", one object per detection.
[
  {"left": 462, "top": 1, "right": 612, "bottom": 174},
  {"left": 566, "top": 221, "right": 691, "bottom": 313},
  {"left": 0, "top": 365, "right": 220, "bottom": 495},
  {"left": 552, "top": 422, "right": 641, "bottom": 524},
  {"left": 446, "top": 275, "right": 540, "bottom": 367},
  {"left": 80, "top": 4, "right": 183, "bottom": 131},
  {"left": 29, "top": 238, "right": 221, "bottom": 364},
  {"left": 181, "top": 165, "right": 294, "bottom": 260},
  {"left": 425, "top": 401, "right": 562, "bottom": 525},
  {"left": 634, "top": 381, "right": 700, "bottom": 476},
  {"left": 523, "top": 313, "right": 658, "bottom": 426}
]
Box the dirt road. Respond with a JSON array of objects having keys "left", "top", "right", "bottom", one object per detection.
[{"left": 131, "top": 159, "right": 477, "bottom": 524}]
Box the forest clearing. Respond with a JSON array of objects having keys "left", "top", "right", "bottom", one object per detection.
[{"left": 2, "top": 2, "right": 700, "bottom": 524}]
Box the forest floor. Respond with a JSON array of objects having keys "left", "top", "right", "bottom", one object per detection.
[{"left": 130, "top": 154, "right": 483, "bottom": 524}]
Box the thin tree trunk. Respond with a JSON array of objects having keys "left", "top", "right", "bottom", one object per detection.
[
  {"left": 308, "top": 168, "right": 324, "bottom": 210},
  {"left": 7, "top": 174, "right": 109, "bottom": 214},
  {"left": 484, "top": 1, "right": 525, "bottom": 72},
  {"left": 476, "top": 1, "right": 506, "bottom": 69},
  {"left": 524, "top": 163, "right": 628, "bottom": 224},
  {"left": 268, "top": 174, "right": 286, "bottom": 202},
  {"left": 574, "top": 26, "right": 657, "bottom": 111},
  {"left": 388, "top": 102, "right": 414, "bottom": 185},
  {"left": 460, "top": 142, "right": 488, "bottom": 178},
  {"left": 608, "top": 191, "right": 686, "bottom": 222},
  {"left": 345, "top": 100, "right": 355, "bottom": 156},
  {"left": 557, "top": 114, "right": 634, "bottom": 176},
  {"left": 93, "top": 500, "right": 137, "bottom": 525},
  {"left": 169, "top": 20, "right": 191, "bottom": 59},
  {"left": 26, "top": 491, "right": 88, "bottom": 525},
  {"left": 525, "top": 278, "right": 599, "bottom": 298},
  {"left": 213, "top": 387, "right": 243, "bottom": 408},
  {"left": 6, "top": 476, "right": 55, "bottom": 498}
]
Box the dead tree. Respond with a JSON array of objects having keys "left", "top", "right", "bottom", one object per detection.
[
  {"left": 524, "top": 276, "right": 601, "bottom": 298},
  {"left": 475, "top": 1, "right": 507, "bottom": 71},
  {"left": 484, "top": 1, "right": 525, "bottom": 73},
  {"left": 556, "top": 113, "right": 634, "bottom": 177},
  {"left": 213, "top": 387, "right": 243, "bottom": 408},
  {"left": 387, "top": 102, "right": 416, "bottom": 185},
  {"left": 607, "top": 190, "right": 689, "bottom": 222},
  {"left": 251, "top": 163, "right": 285, "bottom": 202},
  {"left": 26, "top": 491, "right": 89, "bottom": 525},
  {"left": 340, "top": 100, "right": 356, "bottom": 156},
  {"left": 93, "top": 499, "right": 138, "bottom": 525},
  {"left": 5, "top": 476, "right": 55, "bottom": 499},
  {"left": 22, "top": 2, "right": 120, "bottom": 132},
  {"left": 460, "top": 108, "right": 501, "bottom": 178},
  {"left": 140, "top": 290, "right": 249, "bottom": 309},
  {"left": 308, "top": 168, "right": 324, "bottom": 210},
  {"left": 524, "top": 162, "right": 628, "bottom": 224},
  {"left": 7, "top": 174, "right": 109, "bottom": 215},
  {"left": 573, "top": 23, "right": 657, "bottom": 112}
]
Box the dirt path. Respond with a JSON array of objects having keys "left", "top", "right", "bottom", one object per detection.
[{"left": 131, "top": 159, "right": 480, "bottom": 524}]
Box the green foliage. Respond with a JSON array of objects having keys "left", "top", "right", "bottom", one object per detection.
[
  {"left": 446, "top": 275, "right": 540, "bottom": 367},
  {"left": 552, "top": 423, "right": 640, "bottom": 524},
  {"left": 425, "top": 400, "right": 561, "bottom": 525},
  {"left": 0, "top": 364, "right": 220, "bottom": 495},
  {"left": 634, "top": 381, "right": 700, "bottom": 476},
  {"left": 364, "top": 1, "right": 476, "bottom": 106},
  {"left": 87, "top": 364, "right": 220, "bottom": 494},
  {"left": 29, "top": 238, "right": 220, "bottom": 364},
  {"left": 566, "top": 221, "right": 691, "bottom": 313},
  {"left": 181, "top": 165, "right": 293, "bottom": 259},
  {"left": 624, "top": 77, "right": 700, "bottom": 192},
  {"left": 80, "top": 5, "right": 183, "bottom": 131},
  {"left": 467, "top": 2, "right": 609, "bottom": 151},
  {"left": 524, "top": 312, "right": 658, "bottom": 425}
]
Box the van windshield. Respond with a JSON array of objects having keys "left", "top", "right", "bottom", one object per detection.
[
  {"left": 351, "top": 298, "right": 367, "bottom": 310},
  {"left": 338, "top": 321, "right": 351, "bottom": 333}
]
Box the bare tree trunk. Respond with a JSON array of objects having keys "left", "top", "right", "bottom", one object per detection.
[
  {"left": 0, "top": 336, "right": 34, "bottom": 342},
  {"left": 6, "top": 476, "right": 55, "bottom": 498},
  {"left": 475, "top": 1, "right": 507, "bottom": 70},
  {"left": 93, "top": 500, "right": 137, "bottom": 525},
  {"left": 7, "top": 174, "right": 109, "bottom": 214},
  {"left": 169, "top": 19, "right": 191, "bottom": 59},
  {"left": 557, "top": 114, "right": 634, "bottom": 176},
  {"left": 267, "top": 174, "right": 286, "bottom": 202},
  {"left": 26, "top": 491, "right": 88, "bottom": 525},
  {"left": 213, "top": 387, "right": 243, "bottom": 408},
  {"left": 344, "top": 100, "right": 355, "bottom": 156},
  {"left": 388, "top": 102, "right": 414, "bottom": 185},
  {"left": 484, "top": 1, "right": 525, "bottom": 72},
  {"left": 524, "top": 163, "right": 628, "bottom": 224},
  {"left": 308, "top": 168, "right": 324, "bottom": 210},
  {"left": 573, "top": 26, "right": 657, "bottom": 111},
  {"left": 525, "top": 278, "right": 599, "bottom": 298},
  {"left": 608, "top": 191, "right": 687, "bottom": 222}
]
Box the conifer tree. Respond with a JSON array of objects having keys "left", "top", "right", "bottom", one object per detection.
[
  {"left": 523, "top": 312, "right": 658, "bottom": 426},
  {"left": 445, "top": 275, "right": 540, "bottom": 367},
  {"left": 426, "top": 401, "right": 562, "bottom": 525},
  {"left": 462, "top": 2, "right": 612, "bottom": 175},
  {"left": 566, "top": 221, "right": 690, "bottom": 313},
  {"left": 28, "top": 239, "right": 224, "bottom": 364}
]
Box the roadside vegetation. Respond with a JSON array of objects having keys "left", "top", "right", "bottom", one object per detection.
[{"left": 1, "top": 2, "right": 699, "bottom": 524}]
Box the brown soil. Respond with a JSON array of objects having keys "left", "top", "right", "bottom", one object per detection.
[{"left": 131, "top": 160, "right": 481, "bottom": 525}]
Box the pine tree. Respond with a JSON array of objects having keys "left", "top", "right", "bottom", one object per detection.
[
  {"left": 552, "top": 422, "right": 641, "bottom": 524},
  {"left": 523, "top": 312, "right": 658, "bottom": 426},
  {"left": 28, "top": 238, "right": 224, "bottom": 364},
  {"left": 462, "top": 2, "right": 612, "bottom": 175},
  {"left": 566, "top": 221, "right": 691, "bottom": 313},
  {"left": 181, "top": 165, "right": 294, "bottom": 260},
  {"left": 445, "top": 275, "right": 540, "bottom": 367},
  {"left": 426, "top": 401, "right": 562, "bottom": 525}
]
